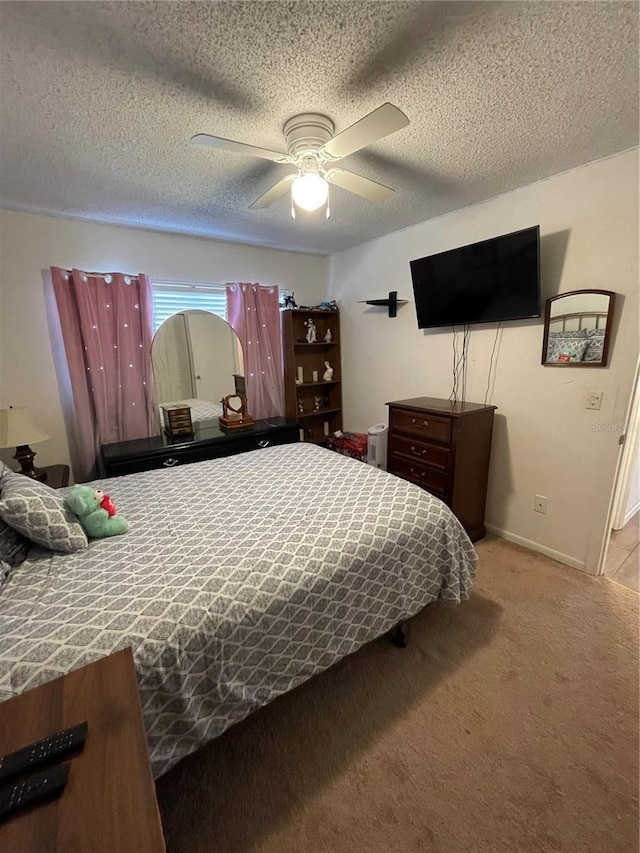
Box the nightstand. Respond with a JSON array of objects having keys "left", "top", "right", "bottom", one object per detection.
[
  {"left": 0, "top": 649, "right": 165, "bottom": 851},
  {"left": 40, "top": 464, "right": 70, "bottom": 489}
]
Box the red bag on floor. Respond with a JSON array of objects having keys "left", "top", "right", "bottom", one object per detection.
[{"left": 326, "top": 431, "right": 368, "bottom": 462}]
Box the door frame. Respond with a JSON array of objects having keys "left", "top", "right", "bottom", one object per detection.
[{"left": 598, "top": 355, "right": 640, "bottom": 574}]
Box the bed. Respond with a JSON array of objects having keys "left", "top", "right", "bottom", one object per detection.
[
  {"left": 0, "top": 443, "right": 477, "bottom": 777},
  {"left": 546, "top": 310, "right": 608, "bottom": 363}
]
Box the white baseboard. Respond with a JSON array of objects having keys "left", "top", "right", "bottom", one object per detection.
[
  {"left": 615, "top": 501, "right": 640, "bottom": 531},
  {"left": 484, "top": 524, "right": 587, "bottom": 572}
]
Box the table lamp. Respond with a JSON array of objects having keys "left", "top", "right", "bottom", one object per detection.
[{"left": 0, "top": 406, "right": 51, "bottom": 480}]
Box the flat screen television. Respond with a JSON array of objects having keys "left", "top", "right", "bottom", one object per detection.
[{"left": 410, "top": 225, "right": 541, "bottom": 329}]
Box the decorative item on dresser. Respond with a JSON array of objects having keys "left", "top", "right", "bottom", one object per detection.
[
  {"left": 102, "top": 417, "right": 300, "bottom": 477},
  {"left": 218, "top": 393, "right": 254, "bottom": 430},
  {"left": 386, "top": 398, "right": 497, "bottom": 542},
  {"left": 233, "top": 374, "right": 246, "bottom": 396},
  {"left": 281, "top": 308, "right": 342, "bottom": 444},
  {"left": 161, "top": 403, "right": 193, "bottom": 438}
]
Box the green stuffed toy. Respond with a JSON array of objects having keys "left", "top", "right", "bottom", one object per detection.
[{"left": 64, "top": 486, "right": 129, "bottom": 539}]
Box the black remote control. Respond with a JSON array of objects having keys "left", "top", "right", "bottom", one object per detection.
[
  {"left": 0, "top": 762, "right": 70, "bottom": 821},
  {"left": 0, "top": 722, "right": 88, "bottom": 783}
]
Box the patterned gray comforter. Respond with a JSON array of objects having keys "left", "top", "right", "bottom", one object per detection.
[{"left": 0, "top": 443, "right": 477, "bottom": 777}]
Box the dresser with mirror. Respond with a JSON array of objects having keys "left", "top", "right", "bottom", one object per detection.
[{"left": 101, "top": 310, "right": 299, "bottom": 476}]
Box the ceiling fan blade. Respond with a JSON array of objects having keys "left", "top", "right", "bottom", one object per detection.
[
  {"left": 326, "top": 168, "right": 395, "bottom": 202},
  {"left": 320, "top": 103, "right": 409, "bottom": 160},
  {"left": 191, "top": 134, "right": 292, "bottom": 164},
  {"left": 249, "top": 173, "right": 297, "bottom": 209}
]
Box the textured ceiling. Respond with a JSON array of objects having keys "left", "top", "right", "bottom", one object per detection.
[{"left": 0, "top": 1, "right": 638, "bottom": 255}]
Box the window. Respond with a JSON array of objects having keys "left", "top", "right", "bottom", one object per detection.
[
  {"left": 152, "top": 282, "right": 228, "bottom": 331},
  {"left": 152, "top": 282, "right": 290, "bottom": 331}
]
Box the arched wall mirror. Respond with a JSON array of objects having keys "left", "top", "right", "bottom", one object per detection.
[
  {"left": 151, "top": 311, "right": 245, "bottom": 424},
  {"left": 542, "top": 290, "right": 616, "bottom": 367}
]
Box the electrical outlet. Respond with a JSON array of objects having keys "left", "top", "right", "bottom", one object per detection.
[
  {"left": 534, "top": 495, "right": 548, "bottom": 514},
  {"left": 586, "top": 390, "right": 603, "bottom": 410}
]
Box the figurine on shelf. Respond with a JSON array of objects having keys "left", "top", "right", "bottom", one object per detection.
[
  {"left": 282, "top": 292, "right": 297, "bottom": 309},
  {"left": 324, "top": 328, "right": 332, "bottom": 343},
  {"left": 298, "top": 399, "right": 305, "bottom": 414},
  {"left": 305, "top": 318, "right": 317, "bottom": 343},
  {"left": 314, "top": 396, "right": 322, "bottom": 412},
  {"left": 322, "top": 360, "right": 334, "bottom": 381}
]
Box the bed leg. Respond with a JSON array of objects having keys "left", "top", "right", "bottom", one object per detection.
[{"left": 391, "top": 622, "right": 407, "bottom": 648}]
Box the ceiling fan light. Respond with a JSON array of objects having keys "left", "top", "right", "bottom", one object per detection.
[{"left": 291, "top": 173, "right": 329, "bottom": 212}]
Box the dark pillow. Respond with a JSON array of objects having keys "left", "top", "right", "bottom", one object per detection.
[
  {"left": 0, "top": 517, "right": 31, "bottom": 567},
  {"left": 0, "top": 463, "right": 32, "bottom": 569}
]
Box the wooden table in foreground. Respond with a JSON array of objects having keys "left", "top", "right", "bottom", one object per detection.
[{"left": 0, "top": 648, "right": 165, "bottom": 852}]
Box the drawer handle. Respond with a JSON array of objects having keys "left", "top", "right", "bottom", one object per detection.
[
  {"left": 163, "top": 457, "right": 179, "bottom": 467},
  {"left": 410, "top": 467, "right": 425, "bottom": 478},
  {"left": 410, "top": 445, "right": 427, "bottom": 457},
  {"left": 411, "top": 418, "right": 429, "bottom": 428},
  {"left": 258, "top": 439, "right": 270, "bottom": 448}
]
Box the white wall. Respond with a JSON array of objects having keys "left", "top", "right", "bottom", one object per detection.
[
  {"left": 0, "top": 210, "right": 328, "bottom": 474},
  {"left": 328, "top": 149, "right": 639, "bottom": 575}
]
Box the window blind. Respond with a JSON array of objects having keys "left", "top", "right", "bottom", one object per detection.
[
  {"left": 152, "top": 282, "right": 228, "bottom": 330},
  {"left": 152, "top": 282, "right": 289, "bottom": 331}
]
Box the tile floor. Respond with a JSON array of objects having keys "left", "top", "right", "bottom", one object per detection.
[{"left": 604, "top": 510, "right": 639, "bottom": 592}]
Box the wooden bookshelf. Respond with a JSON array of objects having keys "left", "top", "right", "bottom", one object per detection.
[{"left": 281, "top": 308, "right": 342, "bottom": 444}]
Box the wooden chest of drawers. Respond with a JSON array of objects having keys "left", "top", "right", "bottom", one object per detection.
[
  {"left": 161, "top": 403, "right": 193, "bottom": 437},
  {"left": 386, "top": 397, "right": 497, "bottom": 542}
]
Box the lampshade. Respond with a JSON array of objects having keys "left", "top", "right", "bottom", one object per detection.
[
  {"left": 0, "top": 407, "right": 50, "bottom": 448},
  {"left": 291, "top": 173, "right": 329, "bottom": 212}
]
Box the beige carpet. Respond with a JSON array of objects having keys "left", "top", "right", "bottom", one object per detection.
[{"left": 156, "top": 536, "right": 639, "bottom": 853}]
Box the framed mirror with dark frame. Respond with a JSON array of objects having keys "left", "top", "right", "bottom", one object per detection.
[{"left": 541, "top": 289, "right": 616, "bottom": 367}]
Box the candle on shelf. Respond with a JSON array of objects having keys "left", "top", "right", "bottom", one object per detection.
[
  {"left": 312, "top": 370, "right": 319, "bottom": 382},
  {"left": 296, "top": 366, "right": 304, "bottom": 384},
  {"left": 323, "top": 421, "right": 329, "bottom": 437}
]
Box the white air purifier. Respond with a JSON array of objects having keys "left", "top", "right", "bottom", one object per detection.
[{"left": 367, "top": 423, "right": 388, "bottom": 470}]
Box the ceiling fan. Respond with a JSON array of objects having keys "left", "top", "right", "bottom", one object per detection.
[{"left": 191, "top": 103, "right": 409, "bottom": 218}]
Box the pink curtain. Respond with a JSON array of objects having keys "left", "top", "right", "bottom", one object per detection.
[
  {"left": 52, "top": 268, "right": 158, "bottom": 481},
  {"left": 226, "top": 283, "right": 284, "bottom": 420}
]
